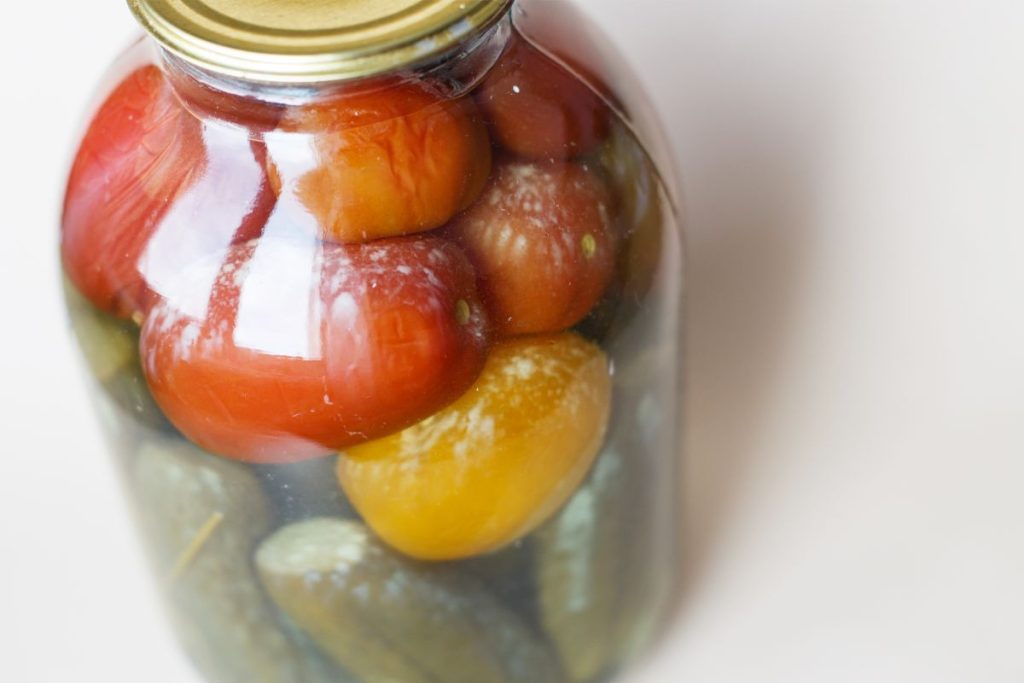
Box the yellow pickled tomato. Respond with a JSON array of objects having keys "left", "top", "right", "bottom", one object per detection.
[{"left": 337, "top": 333, "right": 612, "bottom": 561}]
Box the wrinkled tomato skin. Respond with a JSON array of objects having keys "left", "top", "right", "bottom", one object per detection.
[
  {"left": 272, "top": 80, "right": 492, "bottom": 244},
  {"left": 62, "top": 64, "right": 279, "bottom": 320},
  {"left": 61, "top": 65, "right": 205, "bottom": 318},
  {"left": 449, "top": 159, "right": 616, "bottom": 337},
  {"left": 140, "top": 235, "right": 489, "bottom": 463},
  {"left": 477, "top": 31, "right": 611, "bottom": 161}
]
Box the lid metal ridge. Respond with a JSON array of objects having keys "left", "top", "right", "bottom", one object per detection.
[{"left": 128, "top": 0, "right": 513, "bottom": 83}]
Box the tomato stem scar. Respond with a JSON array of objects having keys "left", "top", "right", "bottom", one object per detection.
[
  {"left": 581, "top": 234, "right": 597, "bottom": 259},
  {"left": 455, "top": 299, "right": 472, "bottom": 325}
]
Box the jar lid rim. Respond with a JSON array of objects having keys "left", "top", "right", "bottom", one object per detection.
[{"left": 127, "top": 0, "right": 512, "bottom": 83}]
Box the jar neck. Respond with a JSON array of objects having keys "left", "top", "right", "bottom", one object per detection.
[{"left": 158, "top": 12, "right": 511, "bottom": 120}]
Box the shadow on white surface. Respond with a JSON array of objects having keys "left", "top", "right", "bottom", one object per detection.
[{"left": 653, "top": 1, "right": 848, "bottom": 628}]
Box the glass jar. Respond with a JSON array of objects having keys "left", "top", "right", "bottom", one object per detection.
[{"left": 61, "top": 1, "right": 684, "bottom": 681}]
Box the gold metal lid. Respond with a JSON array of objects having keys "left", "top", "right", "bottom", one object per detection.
[{"left": 128, "top": 0, "right": 512, "bottom": 83}]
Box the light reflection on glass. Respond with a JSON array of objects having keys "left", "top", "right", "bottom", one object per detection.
[
  {"left": 233, "top": 130, "right": 325, "bottom": 359},
  {"left": 139, "top": 122, "right": 264, "bottom": 320}
]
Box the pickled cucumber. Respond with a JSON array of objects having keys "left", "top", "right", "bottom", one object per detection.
[
  {"left": 537, "top": 444, "right": 634, "bottom": 682},
  {"left": 537, "top": 335, "right": 675, "bottom": 682},
  {"left": 63, "top": 276, "right": 169, "bottom": 432},
  {"left": 133, "top": 437, "right": 345, "bottom": 683},
  {"left": 600, "top": 121, "right": 665, "bottom": 253},
  {"left": 459, "top": 538, "right": 540, "bottom": 628},
  {"left": 578, "top": 122, "right": 669, "bottom": 344},
  {"left": 257, "top": 518, "right": 566, "bottom": 683}
]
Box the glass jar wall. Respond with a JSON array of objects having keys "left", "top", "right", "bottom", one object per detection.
[{"left": 61, "top": 1, "right": 683, "bottom": 681}]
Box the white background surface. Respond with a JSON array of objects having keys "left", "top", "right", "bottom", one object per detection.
[{"left": 2, "top": 1, "right": 1023, "bottom": 681}]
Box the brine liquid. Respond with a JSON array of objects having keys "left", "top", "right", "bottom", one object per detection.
[{"left": 63, "top": 4, "right": 683, "bottom": 681}]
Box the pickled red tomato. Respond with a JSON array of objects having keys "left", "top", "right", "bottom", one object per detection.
[
  {"left": 62, "top": 65, "right": 277, "bottom": 319},
  {"left": 140, "top": 236, "right": 489, "bottom": 463},
  {"left": 477, "top": 31, "right": 611, "bottom": 161},
  {"left": 449, "top": 160, "right": 615, "bottom": 337},
  {"left": 511, "top": 0, "right": 623, "bottom": 110},
  {"left": 272, "top": 80, "right": 491, "bottom": 244},
  {"left": 62, "top": 65, "right": 203, "bottom": 318},
  {"left": 338, "top": 333, "right": 612, "bottom": 561}
]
